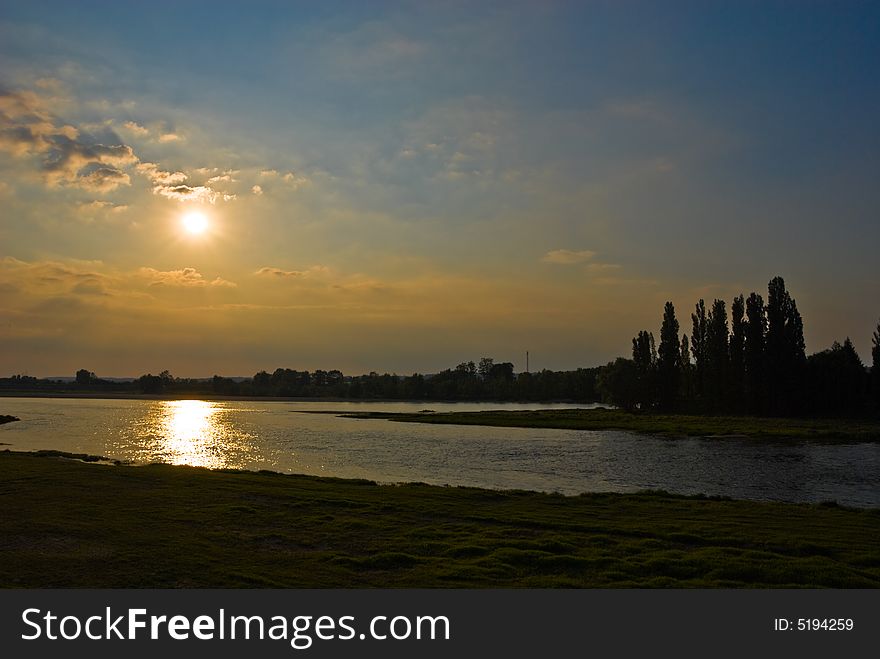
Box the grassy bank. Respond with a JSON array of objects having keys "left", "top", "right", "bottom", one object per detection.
[
  {"left": 326, "top": 408, "right": 880, "bottom": 441},
  {"left": 1, "top": 450, "right": 878, "bottom": 588}
]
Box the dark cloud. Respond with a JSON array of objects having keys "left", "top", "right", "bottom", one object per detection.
[
  {"left": 1, "top": 88, "right": 134, "bottom": 192},
  {"left": 76, "top": 166, "right": 131, "bottom": 193}
]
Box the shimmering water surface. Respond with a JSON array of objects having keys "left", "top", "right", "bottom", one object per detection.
[{"left": 1, "top": 397, "right": 877, "bottom": 507}]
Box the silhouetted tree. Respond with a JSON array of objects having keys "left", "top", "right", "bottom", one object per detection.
[
  {"left": 806, "top": 339, "right": 866, "bottom": 416},
  {"left": 765, "top": 277, "right": 806, "bottom": 415},
  {"left": 632, "top": 330, "right": 657, "bottom": 409},
  {"left": 598, "top": 358, "right": 640, "bottom": 412},
  {"left": 691, "top": 299, "right": 708, "bottom": 406},
  {"left": 679, "top": 333, "right": 692, "bottom": 404},
  {"left": 744, "top": 292, "right": 766, "bottom": 414},
  {"left": 477, "top": 357, "right": 495, "bottom": 380},
  {"left": 137, "top": 373, "right": 164, "bottom": 394},
  {"left": 872, "top": 320, "right": 880, "bottom": 413},
  {"left": 657, "top": 302, "right": 681, "bottom": 411},
  {"left": 75, "top": 369, "right": 95, "bottom": 385},
  {"left": 706, "top": 299, "right": 729, "bottom": 412},
  {"left": 729, "top": 295, "right": 746, "bottom": 412}
]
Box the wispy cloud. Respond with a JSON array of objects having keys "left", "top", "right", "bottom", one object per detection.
[
  {"left": 541, "top": 249, "right": 596, "bottom": 265},
  {"left": 254, "top": 265, "right": 329, "bottom": 278},
  {"left": 121, "top": 120, "right": 149, "bottom": 137},
  {"left": 138, "top": 267, "right": 236, "bottom": 288},
  {"left": 136, "top": 162, "right": 187, "bottom": 185}
]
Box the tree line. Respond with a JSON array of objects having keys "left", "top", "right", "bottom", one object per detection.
[
  {"left": 1, "top": 359, "right": 600, "bottom": 402},
  {"left": 213, "top": 358, "right": 600, "bottom": 402},
  {"left": 598, "top": 276, "right": 880, "bottom": 417},
  {"left": 5, "top": 275, "right": 877, "bottom": 416}
]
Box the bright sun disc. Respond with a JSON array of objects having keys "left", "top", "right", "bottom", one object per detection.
[{"left": 182, "top": 211, "right": 208, "bottom": 235}]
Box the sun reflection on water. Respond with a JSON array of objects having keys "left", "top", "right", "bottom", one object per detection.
[{"left": 157, "top": 400, "right": 230, "bottom": 469}]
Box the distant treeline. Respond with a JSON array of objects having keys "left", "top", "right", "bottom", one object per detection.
[
  {"left": 5, "top": 275, "right": 877, "bottom": 415},
  {"left": 1, "top": 359, "right": 600, "bottom": 403},
  {"left": 599, "top": 276, "right": 880, "bottom": 417}
]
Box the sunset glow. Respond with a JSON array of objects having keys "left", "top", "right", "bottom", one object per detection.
[
  {"left": 181, "top": 211, "right": 208, "bottom": 236},
  {"left": 0, "top": 2, "right": 878, "bottom": 378}
]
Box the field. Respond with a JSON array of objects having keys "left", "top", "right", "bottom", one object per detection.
[
  {"left": 1, "top": 450, "right": 878, "bottom": 588},
  {"left": 326, "top": 408, "right": 880, "bottom": 442}
]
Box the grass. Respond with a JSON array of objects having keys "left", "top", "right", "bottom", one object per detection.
[
  {"left": 320, "top": 408, "right": 880, "bottom": 441},
  {"left": 1, "top": 450, "right": 878, "bottom": 588}
]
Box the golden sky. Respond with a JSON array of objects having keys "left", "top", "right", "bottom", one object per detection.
[{"left": 1, "top": 2, "right": 878, "bottom": 377}]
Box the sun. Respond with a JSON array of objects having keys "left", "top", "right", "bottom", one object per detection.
[{"left": 181, "top": 211, "right": 209, "bottom": 235}]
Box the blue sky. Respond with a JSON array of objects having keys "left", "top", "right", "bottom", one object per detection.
[{"left": 1, "top": 1, "right": 878, "bottom": 376}]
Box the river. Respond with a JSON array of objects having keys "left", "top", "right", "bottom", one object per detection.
[{"left": 1, "top": 397, "right": 877, "bottom": 507}]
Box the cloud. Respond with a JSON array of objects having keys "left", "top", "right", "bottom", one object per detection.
[
  {"left": 0, "top": 257, "right": 113, "bottom": 296},
  {"left": 152, "top": 184, "right": 224, "bottom": 204},
  {"left": 138, "top": 267, "right": 237, "bottom": 288},
  {"left": 251, "top": 184, "right": 263, "bottom": 195},
  {"left": 255, "top": 265, "right": 329, "bottom": 278},
  {"left": 122, "top": 121, "right": 149, "bottom": 137},
  {"left": 77, "top": 200, "right": 128, "bottom": 215},
  {"left": 260, "top": 169, "right": 278, "bottom": 177},
  {"left": 75, "top": 166, "right": 131, "bottom": 192},
  {"left": 207, "top": 170, "right": 237, "bottom": 183},
  {"left": 586, "top": 262, "right": 621, "bottom": 273},
  {"left": 0, "top": 89, "right": 75, "bottom": 154},
  {"left": 136, "top": 163, "right": 234, "bottom": 203},
  {"left": 541, "top": 249, "right": 596, "bottom": 265},
  {"left": 135, "top": 162, "right": 187, "bottom": 185},
  {"left": 1, "top": 85, "right": 238, "bottom": 204},
  {"left": 1, "top": 88, "right": 139, "bottom": 192},
  {"left": 282, "top": 171, "right": 310, "bottom": 189},
  {"left": 42, "top": 137, "right": 137, "bottom": 188}
]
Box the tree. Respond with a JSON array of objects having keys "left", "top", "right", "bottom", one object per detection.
[
  {"left": 632, "top": 330, "right": 657, "bottom": 409},
  {"left": 597, "top": 358, "right": 641, "bottom": 412},
  {"left": 657, "top": 301, "right": 681, "bottom": 411},
  {"left": 477, "top": 357, "right": 495, "bottom": 380},
  {"left": 679, "top": 333, "right": 691, "bottom": 403},
  {"left": 872, "top": 320, "right": 880, "bottom": 412},
  {"left": 806, "top": 339, "right": 866, "bottom": 416},
  {"left": 765, "top": 277, "right": 806, "bottom": 415},
  {"left": 705, "top": 299, "right": 729, "bottom": 412},
  {"left": 691, "top": 299, "right": 708, "bottom": 405},
  {"left": 744, "top": 292, "right": 766, "bottom": 414},
  {"left": 75, "top": 369, "right": 95, "bottom": 385},
  {"left": 729, "top": 295, "right": 746, "bottom": 412}
]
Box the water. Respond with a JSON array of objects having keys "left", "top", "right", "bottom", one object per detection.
[{"left": 1, "top": 397, "right": 878, "bottom": 507}]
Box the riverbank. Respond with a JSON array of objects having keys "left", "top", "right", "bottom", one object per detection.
[
  {"left": 326, "top": 409, "right": 880, "bottom": 442},
  {"left": 1, "top": 450, "right": 878, "bottom": 588}
]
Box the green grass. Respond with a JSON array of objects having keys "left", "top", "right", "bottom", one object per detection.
[
  {"left": 322, "top": 408, "right": 880, "bottom": 441},
  {"left": 1, "top": 450, "right": 878, "bottom": 588}
]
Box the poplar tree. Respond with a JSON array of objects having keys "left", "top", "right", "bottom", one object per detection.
[
  {"left": 729, "top": 295, "right": 746, "bottom": 412},
  {"left": 744, "top": 292, "right": 766, "bottom": 414},
  {"left": 706, "top": 299, "right": 729, "bottom": 412},
  {"left": 657, "top": 301, "right": 681, "bottom": 411},
  {"left": 872, "top": 320, "right": 880, "bottom": 411},
  {"left": 680, "top": 333, "right": 691, "bottom": 403},
  {"left": 632, "top": 330, "right": 657, "bottom": 410},
  {"left": 691, "top": 299, "right": 708, "bottom": 406},
  {"left": 765, "top": 276, "right": 806, "bottom": 415}
]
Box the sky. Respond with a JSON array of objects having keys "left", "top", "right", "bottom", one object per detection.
[{"left": 1, "top": 1, "right": 878, "bottom": 377}]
